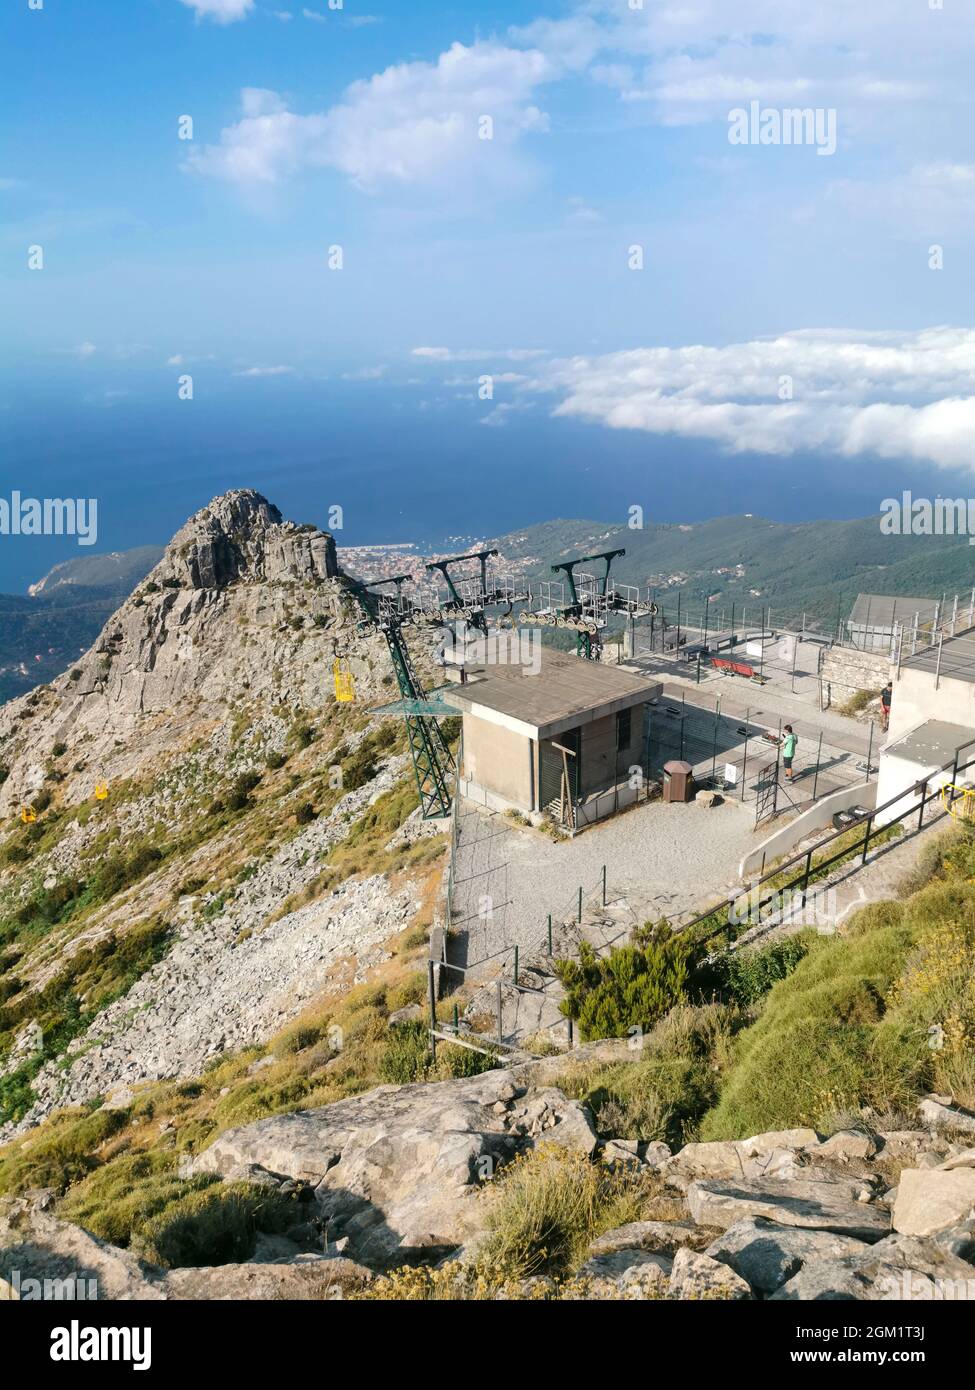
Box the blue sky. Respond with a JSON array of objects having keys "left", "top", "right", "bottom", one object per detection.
[{"left": 1, "top": 0, "right": 974, "bottom": 586}]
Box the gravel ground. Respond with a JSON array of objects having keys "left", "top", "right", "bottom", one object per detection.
[{"left": 450, "top": 794, "right": 761, "bottom": 972}]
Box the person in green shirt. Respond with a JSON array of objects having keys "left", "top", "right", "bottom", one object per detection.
[{"left": 782, "top": 725, "right": 798, "bottom": 781}]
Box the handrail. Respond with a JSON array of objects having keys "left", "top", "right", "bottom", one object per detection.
[{"left": 680, "top": 740, "right": 975, "bottom": 945}]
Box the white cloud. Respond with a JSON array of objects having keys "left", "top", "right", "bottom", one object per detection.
[
  {"left": 187, "top": 40, "right": 556, "bottom": 192},
  {"left": 234, "top": 364, "right": 293, "bottom": 377},
  {"left": 411, "top": 346, "right": 548, "bottom": 362},
  {"left": 302, "top": 7, "right": 326, "bottom": 22},
  {"left": 513, "top": 1, "right": 974, "bottom": 146},
  {"left": 340, "top": 364, "right": 388, "bottom": 380},
  {"left": 178, "top": 0, "right": 254, "bottom": 23},
  {"left": 522, "top": 328, "right": 975, "bottom": 472}
]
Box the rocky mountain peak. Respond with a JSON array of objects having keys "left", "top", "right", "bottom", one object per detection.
[{"left": 155, "top": 489, "right": 338, "bottom": 589}]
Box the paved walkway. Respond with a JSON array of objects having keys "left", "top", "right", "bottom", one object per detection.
[{"left": 449, "top": 793, "right": 760, "bottom": 974}]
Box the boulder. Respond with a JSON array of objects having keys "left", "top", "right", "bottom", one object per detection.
[
  {"left": 770, "top": 1231, "right": 975, "bottom": 1301},
  {"left": 601, "top": 1139, "right": 670, "bottom": 1169},
  {"left": 191, "top": 1069, "right": 597, "bottom": 1266},
  {"left": 163, "top": 1255, "right": 372, "bottom": 1301},
  {"left": 0, "top": 1199, "right": 166, "bottom": 1301},
  {"left": 704, "top": 1217, "right": 871, "bottom": 1295},
  {"left": 938, "top": 1148, "right": 975, "bottom": 1172},
  {"left": 669, "top": 1248, "right": 752, "bottom": 1301},
  {"left": 588, "top": 1220, "right": 703, "bottom": 1258},
  {"left": 933, "top": 1220, "right": 975, "bottom": 1264},
  {"left": 919, "top": 1098, "right": 975, "bottom": 1137},
  {"left": 663, "top": 1140, "right": 744, "bottom": 1185},
  {"left": 893, "top": 1168, "right": 975, "bottom": 1237},
  {"left": 577, "top": 1249, "right": 672, "bottom": 1299},
  {"left": 687, "top": 1177, "right": 890, "bottom": 1241},
  {"left": 808, "top": 1130, "right": 878, "bottom": 1162},
  {"left": 663, "top": 1129, "right": 819, "bottom": 1189}
]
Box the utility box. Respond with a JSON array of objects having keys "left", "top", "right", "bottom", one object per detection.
[{"left": 662, "top": 759, "right": 694, "bottom": 804}]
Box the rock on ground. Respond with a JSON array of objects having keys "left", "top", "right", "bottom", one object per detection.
[
  {"left": 687, "top": 1177, "right": 891, "bottom": 1242},
  {"left": 893, "top": 1168, "right": 975, "bottom": 1237},
  {"left": 669, "top": 1248, "right": 752, "bottom": 1301},
  {"left": 191, "top": 1069, "right": 597, "bottom": 1267},
  {"left": 704, "top": 1217, "right": 871, "bottom": 1295}
]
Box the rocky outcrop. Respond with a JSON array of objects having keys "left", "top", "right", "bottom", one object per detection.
[
  {"left": 669, "top": 1248, "right": 752, "bottom": 1301},
  {"left": 0, "top": 1198, "right": 372, "bottom": 1301},
  {"left": 686, "top": 1176, "right": 890, "bottom": 1241},
  {"left": 893, "top": 1167, "right": 975, "bottom": 1237},
  {"left": 190, "top": 1068, "right": 598, "bottom": 1266},
  {"left": 704, "top": 1218, "right": 872, "bottom": 1295},
  {"left": 160, "top": 490, "right": 337, "bottom": 591}
]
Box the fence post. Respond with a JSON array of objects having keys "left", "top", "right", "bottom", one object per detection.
[
  {"left": 918, "top": 782, "right": 927, "bottom": 831},
  {"left": 866, "top": 723, "right": 874, "bottom": 780},
  {"left": 428, "top": 959, "right": 438, "bottom": 1064},
  {"left": 496, "top": 979, "right": 503, "bottom": 1044},
  {"left": 577, "top": 886, "right": 583, "bottom": 923},
  {"left": 861, "top": 813, "right": 873, "bottom": 866},
  {"left": 568, "top": 1016, "right": 574, "bottom": 1050},
  {"left": 513, "top": 945, "right": 519, "bottom": 987},
  {"left": 547, "top": 914, "right": 553, "bottom": 955},
  {"left": 812, "top": 731, "right": 823, "bottom": 801},
  {"left": 601, "top": 864, "right": 607, "bottom": 907},
  {"left": 801, "top": 848, "right": 812, "bottom": 908},
  {"left": 741, "top": 709, "right": 751, "bottom": 802}
]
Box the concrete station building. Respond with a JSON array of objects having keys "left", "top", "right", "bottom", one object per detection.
[
  {"left": 876, "top": 629, "right": 975, "bottom": 825},
  {"left": 443, "top": 648, "right": 662, "bottom": 829}
]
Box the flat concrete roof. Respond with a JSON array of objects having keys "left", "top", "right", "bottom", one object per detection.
[
  {"left": 442, "top": 649, "right": 662, "bottom": 740},
  {"left": 849, "top": 593, "right": 939, "bottom": 626},
  {"left": 900, "top": 628, "right": 975, "bottom": 686},
  {"left": 884, "top": 719, "right": 975, "bottom": 769}
]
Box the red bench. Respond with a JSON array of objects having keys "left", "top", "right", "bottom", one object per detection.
[{"left": 711, "top": 656, "right": 769, "bottom": 683}]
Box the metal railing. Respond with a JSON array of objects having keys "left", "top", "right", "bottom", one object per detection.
[{"left": 678, "top": 738, "right": 975, "bottom": 949}]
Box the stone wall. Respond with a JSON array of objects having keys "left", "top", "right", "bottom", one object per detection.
[{"left": 820, "top": 645, "right": 892, "bottom": 710}]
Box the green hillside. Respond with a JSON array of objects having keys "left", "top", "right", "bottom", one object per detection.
[{"left": 493, "top": 514, "right": 973, "bottom": 633}]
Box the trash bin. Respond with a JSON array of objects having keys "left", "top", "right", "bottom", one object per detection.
[{"left": 662, "top": 759, "right": 694, "bottom": 804}]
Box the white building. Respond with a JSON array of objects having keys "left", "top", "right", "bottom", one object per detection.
[{"left": 875, "top": 630, "right": 975, "bottom": 826}]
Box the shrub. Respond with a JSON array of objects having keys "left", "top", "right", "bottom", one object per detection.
[
  {"left": 703, "top": 932, "right": 813, "bottom": 1007},
  {"left": 265, "top": 751, "right": 286, "bottom": 771},
  {"left": 379, "top": 1021, "right": 433, "bottom": 1084},
  {"left": 136, "top": 1183, "right": 298, "bottom": 1267},
  {"left": 556, "top": 927, "right": 691, "bottom": 1042},
  {"left": 91, "top": 843, "right": 164, "bottom": 901},
  {"left": 295, "top": 802, "right": 316, "bottom": 826},
  {"left": 556, "top": 1003, "right": 740, "bottom": 1146},
  {"left": 52, "top": 742, "right": 68, "bottom": 758},
  {"left": 227, "top": 771, "right": 261, "bottom": 811},
  {"left": 478, "top": 1145, "right": 652, "bottom": 1279}
]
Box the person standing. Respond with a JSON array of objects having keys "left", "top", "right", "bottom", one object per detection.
[
  {"left": 782, "top": 725, "right": 798, "bottom": 781},
  {"left": 881, "top": 681, "right": 892, "bottom": 732}
]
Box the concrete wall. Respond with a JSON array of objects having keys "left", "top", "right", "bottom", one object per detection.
[
  {"left": 887, "top": 668, "right": 975, "bottom": 744},
  {"left": 462, "top": 713, "right": 533, "bottom": 811},
  {"left": 578, "top": 703, "right": 645, "bottom": 797},
  {"left": 821, "top": 646, "right": 891, "bottom": 710},
  {"left": 739, "top": 780, "right": 877, "bottom": 877},
  {"left": 874, "top": 752, "right": 954, "bottom": 828}
]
